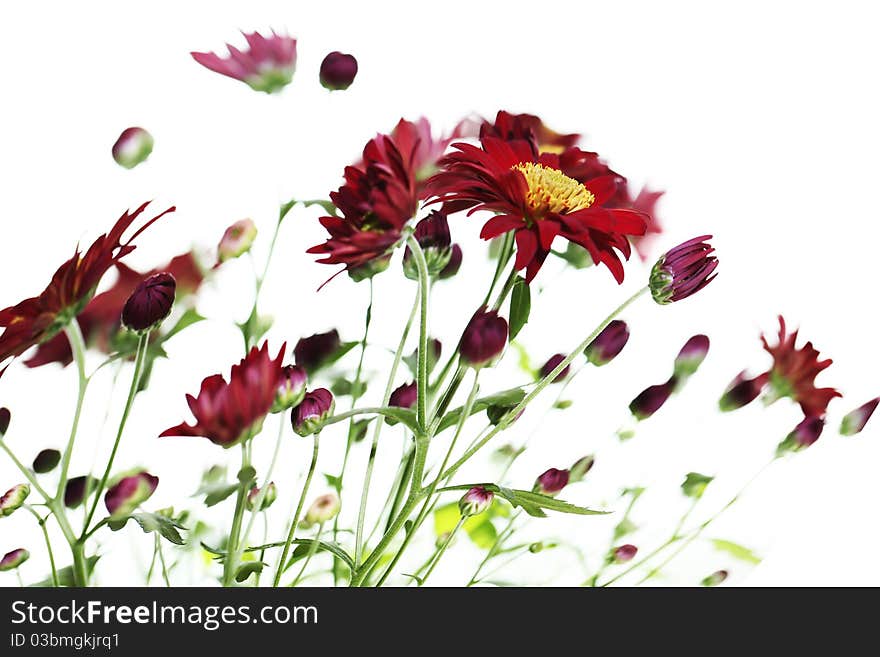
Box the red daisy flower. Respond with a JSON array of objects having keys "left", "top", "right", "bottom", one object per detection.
[
  {"left": 159, "top": 341, "right": 286, "bottom": 448},
  {"left": 23, "top": 251, "right": 203, "bottom": 368},
  {"left": 0, "top": 202, "right": 174, "bottom": 368},
  {"left": 761, "top": 316, "right": 841, "bottom": 417},
  {"left": 307, "top": 129, "right": 419, "bottom": 275},
  {"left": 425, "top": 137, "right": 647, "bottom": 283},
  {"left": 191, "top": 30, "right": 297, "bottom": 94},
  {"left": 479, "top": 110, "right": 581, "bottom": 154},
  {"left": 386, "top": 118, "right": 466, "bottom": 192}
]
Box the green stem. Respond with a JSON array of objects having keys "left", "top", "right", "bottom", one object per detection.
[
  {"left": 0, "top": 441, "right": 52, "bottom": 503},
  {"left": 56, "top": 322, "right": 89, "bottom": 504},
  {"left": 81, "top": 332, "right": 149, "bottom": 536},
  {"left": 482, "top": 231, "right": 515, "bottom": 307},
  {"left": 467, "top": 511, "right": 520, "bottom": 586},
  {"left": 239, "top": 414, "right": 285, "bottom": 560},
  {"left": 353, "top": 285, "right": 419, "bottom": 567},
  {"left": 26, "top": 507, "right": 58, "bottom": 587},
  {"left": 420, "top": 517, "right": 464, "bottom": 586},
  {"left": 491, "top": 263, "right": 519, "bottom": 312},
  {"left": 405, "top": 234, "right": 431, "bottom": 431},
  {"left": 157, "top": 535, "right": 171, "bottom": 587},
  {"left": 273, "top": 433, "right": 320, "bottom": 587},
  {"left": 222, "top": 444, "right": 251, "bottom": 587},
  {"left": 291, "top": 523, "right": 325, "bottom": 587}
]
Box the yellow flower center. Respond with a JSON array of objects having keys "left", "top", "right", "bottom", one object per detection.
[{"left": 513, "top": 162, "right": 595, "bottom": 216}]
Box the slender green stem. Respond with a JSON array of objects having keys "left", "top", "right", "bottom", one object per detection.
[
  {"left": 82, "top": 332, "right": 149, "bottom": 536},
  {"left": 239, "top": 414, "right": 285, "bottom": 559},
  {"left": 429, "top": 366, "right": 465, "bottom": 434},
  {"left": 0, "top": 441, "right": 52, "bottom": 502},
  {"left": 291, "top": 523, "right": 325, "bottom": 587},
  {"left": 26, "top": 506, "right": 58, "bottom": 587},
  {"left": 222, "top": 444, "right": 252, "bottom": 587},
  {"left": 468, "top": 511, "right": 520, "bottom": 586},
  {"left": 273, "top": 433, "right": 320, "bottom": 587},
  {"left": 482, "top": 231, "right": 515, "bottom": 307},
  {"left": 56, "top": 322, "right": 89, "bottom": 504},
  {"left": 381, "top": 447, "right": 415, "bottom": 536},
  {"left": 354, "top": 286, "right": 419, "bottom": 567},
  {"left": 405, "top": 234, "right": 431, "bottom": 430},
  {"left": 420, "top": 517, "right": 464, "bottom": 586},
  {"left": 491, "top": 264, "right": 519, "bottom": 312},
  {"left": 157, "top": 535, "right": 171, "bottom": 587}
]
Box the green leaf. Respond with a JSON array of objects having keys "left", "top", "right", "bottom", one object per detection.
[
  {"left": 508, "top": 276, "right": 531, "bottom": 340},
  {"left": 237, "top": 466, "right": 257, "bottom": 485},
  {"left": 553, "top": 399, "right": 573, "bottom": 410},
  {"left": 553, "top": 242, "right": 594, "bottom": 269},
  {"left": 161, "top": 308, "right": 206, "bottom": 342},
  {"left": 30, "top": 556, "right": 100, "bottom": 587},
  {"left": 681, "top": 472, "right": 714, "bottom": 499},
  {"left": 235, "top": 561, "right": 265, "bottom": 583},
  {"left": 711, "top": 539, "right": 762, "bottom": 565},
  {"left": 202, "top": 483, "right": 238, "bottom": 507},
  {"left": 433, "top": 502, "right": 498, "bottom": 549},
  {"left": 331, "top": 377, "right": 366, "bottom": 398},
  {"left": 438, "top": 484, "right": 607, "bottom": 518},
  {"left": 324, "top": 473, "right": 342, "bottom": 493},
  {"left": 436, "top": 387, "right": 526, "bottom": 433},
  {"left": 241, "top": 539, "right": 355, "bottom": 572},
  {"left": 116, "top": 512, "right": 187, "bottom": 545},
  {"left": 348, "top": 418, "right": 372, "bottom": 442},
  {"left": 280, "top": 198, "right": 337, "bottom": 222}
]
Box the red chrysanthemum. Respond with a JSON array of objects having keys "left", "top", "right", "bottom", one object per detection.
[
  {"left": 23, "top": 251, "right": 203, "bottom": 368},
  {"left": 426, "top": 137, "right": 647, "bottom": 282},
  {"left": 0, "top": 202, "right": 174, "bottom": 368},
  {"left": 159, "top": 341, "right": 286, "bottom": 448},
  {"left": 307, "top": 129, "right": 419, "bottom": 274},
  {"left": 479, "top": 110, "right": 581, "bottom": 154},
  {"left": 762, "top": 316, "right": 841, "bottom": 417},
  {"left": 386, "top": 118, "right": 466, "bottom": 192}
]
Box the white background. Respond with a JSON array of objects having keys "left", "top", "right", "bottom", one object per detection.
[{"left": 0, "top": 1, "right": 878, "bottom": 586}]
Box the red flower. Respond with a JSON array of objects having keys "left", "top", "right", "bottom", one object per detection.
[
  {"left": 479, "top": 110, "right": 580, "bottom": 154},
  {"left": 426, "top": 137, "right": 647, "bottom": 282},
  {"left": 762, "top": 316, "right": 841, "bottom": 417},
  {"left": 387, "top": 118, "right": 470, "bottom": 192},
  {"left": 23, "top": 251, "right": 203, "bottom": 368},
  {"left": 160, "top": 342, "right": 286, "bottom": 447},
  {"left": 191, "top": 31, "right": 297, "bottom": 94},
  {"left": 0, "top": 202, "right": 174, "bottom": 368}
]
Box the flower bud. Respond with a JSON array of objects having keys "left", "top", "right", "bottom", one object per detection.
[
  {"left": 348, "top": 254, "right": 392, "bottom": 282},
  {"left": 681, "top": 472, "right": 714, "bottom": 499},
  {"left": 777, "top": 415, "right": 825, "bottom": 455},
  {"left": 438, "top": 244, "right": 463, "bottom": 280},
  {"left": 272, "top": 365, "right": 307, "bottom": 413},
  {"left": 612, "top": 544, "right": 638, "bottom": 563},
  {"left": 121, "top": 272, "right": 176, "bottom": 333},
  {"left": 294, "top": 330, "right": 341, "bottom": 373},
  {"left": 629, "top": 378, "right": 676, "bottom": 420},
  {"left": 534, "top": 468, "right": 569, "bottom": 497},
  {"left": 64, "top": 475, "right": 96, "bottom": 509},
  {"left": 719, "top": 371, "right": 768, "bottom": 412},
  {"left": 458, "top": 486, "right": 494, "bottom": 517},
  {"left": 32, "top": 449, "right": 61, "bottom": 474},
  {"left": 404, "top": 212, "right": 453, "bottom": 280},
  {"left": 292, "top": 388, "right": 335, "bottom": 437},
  {"left": 0, "top": 484, "right": 29, "bottom": 517},
  {"left": 0, "top": 548, "right": 29, "bottom": 571},
  {"left": 701, "top": 569, "right": 729, "bottom": 587},
  {"left": 460, "top": 308, "right": 508, "bottom": 368},
  {"left": 405, "top": 339, "right": 442, "bottom": 377},
  {"left": 319, "top": 51, "right": 358, "bottom": 91},
  {"left": 674, "top": 334, "right": 710, "bottom": 378},
  {"left": 389, "top": 382, "right": 417, "bottom": 410},
  {"left": 104, "top": 471, "right": 159, "bottom": 518},
  {"left": 305, "top": 492, "right": 340, "bottom": 524},
  {"left": 584, "top": 320, "right": 630, "bottom": 366},
  {"left": 568, "top": 455, "right": 595, "bottom": 483},
  {"left": 840, "top": 397, "right": 879, "bottom": 436},
  {"left": 217, "top": 219, "right": 258, "bottom": 264},
  {"left": 650, "top": 235, "right": 718, "bottom": 304},
  {"left": 0, "top": 407, "right": 10, "bottom": 436},
  {"left": 247, "top": 482, "right": 277, "bottom": 511},
  {"left": 538, "top": 353, "right": 570, "bottom": 383},
  {"left": 111, "top": 127, "right": 154, "bottom": 169}
]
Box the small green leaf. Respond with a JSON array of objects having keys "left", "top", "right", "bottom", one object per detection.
[
  {"left": 438, "top": 484, "right": 607, "bottom": 517},
  {"left": 553, "top": 399, "right": 573, "bottom": 410},
  {"left": 118, "top": 512, "right": 187, "bottom": 545},
  {"left": 433, "top": 502, "right": 499, "bottom": 549},
  {"left": 711, "top": 539, "right": 761, "bottom": 565},
  {"left": 324, "top": 473, "right": 342, "bottom": 492},
  {"left": 235, "top": 561, "right": 265, "bottom": 583},
  {"left": 508, "top": 276, "right": 531, "bottom": 340},
  {"left": 681, "top": 472, "right": 714, "bottom": 499}
]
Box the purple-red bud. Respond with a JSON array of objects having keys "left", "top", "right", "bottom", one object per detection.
[
  {"left": 112, "top": 127, "right": 154, "bottom": 169},
  {"left": 247, "top": 482, "right": 277, "bottom": 511},
  {"left": 613, "top": 544, "right": 638, "bottom": 563},
  {"left": 105, "top": 471, "right": 159, "bottom": 518},
  {"left": 539, "top": 353, "right": 570, "bottom": 383},
  {"left": 459, "top": 486, "right": 494, "bottom": 517},
  {"left": 534, "top": 468, "right": 569, "bottom": 497},
  {"left": 272, "top": 365, "right": 308, "bottom": 413},
  {"left": 404, "top": 212, "right": 453, "bottom": 280},
  {"left": 719, "top": 371, "right": 768, "bottom": 412},
  {"left": 460, "top": 308, "right": 508, "bottom": 368},
  {"left": 294, "top": 330, "right": 341, "bottom": 374},
  {"left": 0, "top": 484, "right": 29, "bottom": 517},
  {"left": 0, "top": 407, "right": 10, "bottom": 435},
  {"left": 32, "top": 449, "right": 61, "bottom": 474},
  {"left": 64, "top": 476, "right": 95, "bottom": 509},
  {"left": 840, "top": 397, "right": 879, "bottom": 436},
  {"left": 319, "top": 51, "right": 358, "bottom": 91},
  {"left": 438, "top": 244, "right": 463, "bottom": 280},
  {"left": 674, "top": 334, "right": 710, "bottom": 378},
  {"left": 292, "top": 388, "right": 335, "bottom": 437},
  {"left": 650, "top": 235, "right": 718, "bottom": 304},
  {"left": 584, "top": 320, "right": 630, "bottom": 366},
  {"left": 121, "top": 272, "right": 176, "bottom": 333},
  {"left": 389, "top": 382, "right": 417, "bottom": 409},
  {"left": 569, "top": 455, "right": 595, "bottom": 483},
  {"left": 701, "top": 569, "right": 729, "bottom": 586},
  {"left": 629, "top": 378, "right": 676, "bottom": 420},
  {"left": 217, "top": 219, "right": 258, "bottom": 264},
  {"left": 777, "top": 415, "right": 825, "bottom": 455},
  {"left": 0, "top": 548, "right": 29, "bottom": 571}
]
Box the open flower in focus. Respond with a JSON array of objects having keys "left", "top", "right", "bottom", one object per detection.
[
  {"left": 104, "top": 470, "right": 158, "bottom": 518},
  {"left": 459, "top": 308, "right": 508, "bottom": 368},
  {"left": 650, "top": 235, "right": 717, "bottom": 304},
  {"left": 0, "top": 202, "right": 174, "bottom": 368},
  {"left": 160, "top": 342, "right": 286, "bottom": 447},
  {"left": 191, "top": 30, "right": 297, "bottom": 94},
  {"left": 319, "top": 51, "right": 358, "bottom": 91},
  {"left": 112, "top": 127, "right": 154, "bottom": 169},
  {"left": 426, "top": 137, "right": 647, "bottom": 283},
  {"left": 121, "top": 273, "right": 176, "bottom": 333}
]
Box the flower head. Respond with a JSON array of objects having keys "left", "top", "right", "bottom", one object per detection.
[
  {"left": 0, "top": 548, "right": 28, "bottom": 571},
  {"left": 294, "top": 330, "right": 341, "bottom": 374},
  {"left": 629, "top": 378, "right": 676, "bottom": 420},
  {"left": 584, "top": 320, "right": 630, "bottom": 366},
  {"left": 0, "top": 202, "right": 174, "bottom": 367},
  {"left": 104, "top": 471, "right": 158, "bottom": 518},
  {"left": 613, "top": 544, "right": 638, "bottom": 563},
  {"left": 121, "top": 272, "right": 176, "bottom": 333},
  {"left": 534, "top": 468, "right": 569, "bottom": 497},
  {"left": 160, "top": 342, "right": 287, "bottom": 447},
  {"left": 292, "top": 388, "right": 335, "bottom": 437},
  {"left": 0, "top": 483, "right": 29, "bottom": 517},
  {"left": 426, "top": 137, "right": 647, "bottom": 283},
  {"left": 272, "top": 365, "right": 308, "bottom": 413},
  {"left": 459, "top": 486, "right": 494, "bottom": 517},
  {"left": 403, "top": 211, "right": 453, "bottom": 279},
  {"left": 478, "top": 110, "right": 581, "bottom": 154},
  {"left": 538, "top": 353, "right": 570, "bottom": 383},
  {"left": 840, "top": 397, "right": 879, "bottom": 436},
  {"left": 459, "top": 308, "right": 508, "bottom": 368},
  {"left": 191, "top": 30, "right": 297, "bottom": 93},
  {"left": 33, "top": 449, "right": 60, "bottom": 474},
  {"left": 650, "top": 235, "right": 717, "bottom": 304},
  {"left": 305, "top": 492, "right": 340, "bottom": 525},
  {"left": 319, "top": 51, "right": 358, "bottom": 91},
  {"left": 218, "top": 219, "right": 258, "bottom": 264},
  {"left": 247, "top": 482, "right": 277, "bottom": 511},
  {"left": 112, "top": 127, "right": 154, "bottom": 169}
]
